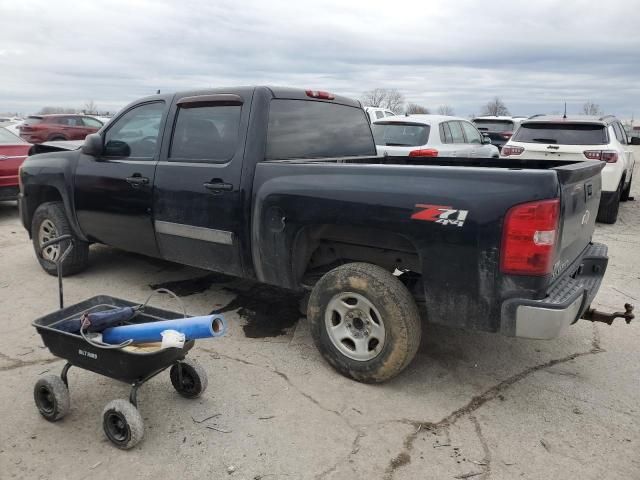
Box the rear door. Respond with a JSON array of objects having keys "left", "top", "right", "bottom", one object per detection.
[
  {"left": 153, "top": 92, "right": 250, "bottom": 276},
  {"left": 443, "top": 121, "right": 473, "bottom": 157}
]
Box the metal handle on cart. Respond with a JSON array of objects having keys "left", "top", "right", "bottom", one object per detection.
[{"left": 40, "top": 235, "right": 74, "bottom": 309}]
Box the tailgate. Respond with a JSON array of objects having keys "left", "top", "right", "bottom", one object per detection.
[{"left": 552, "top": 161, "right": 604, "bottom": 277}]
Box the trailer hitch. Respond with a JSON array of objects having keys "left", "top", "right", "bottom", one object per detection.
[{"left": 582, "top": 303, "right": 635, "bottom": 325}]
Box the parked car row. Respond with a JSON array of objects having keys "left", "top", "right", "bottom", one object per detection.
[
  {"left": 501, "top": 115, "right": 638, "bottom": 224},
  {"left": 19, "top": 114, "right": 103, "bottom": 143}
]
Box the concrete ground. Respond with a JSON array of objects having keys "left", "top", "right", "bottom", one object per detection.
[{"left": 1, "top": 160, "right": 639, "bottom": 480}]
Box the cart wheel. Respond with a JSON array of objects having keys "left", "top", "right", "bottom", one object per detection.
[
  {"left": 170, "top": 359, "right": 208, "bottom": 398},
  {"left": 34, "top": 375, "right": 70, "bottom": 422},
  {"left": 102, "top": 399, "right": 144, "bottom": 450}
]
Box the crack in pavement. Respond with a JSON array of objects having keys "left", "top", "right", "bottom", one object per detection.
[
  {"left": 383, "top": 325, "right": 604, "bottom": 479},
  {"left": 198, "top": 347, "right": 368, "bottom": 480},
  {"left": 0, "top": 351, "right": 62, "bottom": 372},
  {"left": 470, "top": 415, "right": 491, "bottom": 479}
]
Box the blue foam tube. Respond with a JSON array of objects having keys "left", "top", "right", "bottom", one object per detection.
[{"left": 101, "top": 315, "right": 226, "bottom": 344}]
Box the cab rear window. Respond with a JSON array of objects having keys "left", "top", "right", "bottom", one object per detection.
[
  {"left": 372, "top": 123, "right": 430, "bottom": 146},
  {"left": 266, "top": 100, "right": 376, "bottom": 159},
  {"left": 513, "top": 123, "right": 608, "bottom": 145}
]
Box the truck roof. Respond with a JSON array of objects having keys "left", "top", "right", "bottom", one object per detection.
[
  {"left": 134, "top": 86, "right": 363, "bottom": 109},
  {"left": 521, "top": 115, "right": 617, "bottom": 125}
]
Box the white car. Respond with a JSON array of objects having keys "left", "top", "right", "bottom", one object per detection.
[
  {"left": 373, "top": 114, "right": 499, "bottom": 159},
  {"left": 365, "top": 107, "right": 397, "bottom": 123},
  {"left": 501, "top": 115, "right": 637, "bottom": 224}
]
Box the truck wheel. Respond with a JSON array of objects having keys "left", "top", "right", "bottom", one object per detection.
[
  {"left": 596, "top": 183, "right": 622, "bottom": 224},
  {"left": 621, "top": 174, "right": 632, "bottom": 202},
  {"left": 32, "top": 201, "right": 89, "bottom": 276},
  {"left": 308, "top": 262, "right": 421, "bottom": 383}
]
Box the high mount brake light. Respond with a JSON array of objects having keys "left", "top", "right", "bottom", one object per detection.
[
  {"left": 501, "top": 198, "right": 560, "bottom": 276},
  {"left": 305, "top": 90, "right": 335, "bottom": 100}
]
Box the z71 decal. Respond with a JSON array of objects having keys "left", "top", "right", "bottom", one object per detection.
[{"left": 411, "top": 204, "right": 469, "bottom": 227}]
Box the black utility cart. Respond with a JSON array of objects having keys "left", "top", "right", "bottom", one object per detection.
[{"left": 32, "top": 236, "right": 208, "bottom": 449}]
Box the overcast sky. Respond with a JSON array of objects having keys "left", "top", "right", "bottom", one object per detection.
[{"left": 1, "top": 0, "right": 639, "bottom": 117}]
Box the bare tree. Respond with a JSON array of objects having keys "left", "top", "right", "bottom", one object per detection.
[
  {"left": 84, "top": 100, "right": 98, "bottom": 114},
  {"left": 481, "top": 97, "right": 510, "bottom": 116},
  {"left": 437, "top": 105, "right": 455, "bottom": 116},
  {"left": 405, "top": 103, "right": 430, "bottom": 114},
  {"left": 361, "top": 88, "right": 406, "bottom": 114},
  {"left": 582, "top": 101, "right": 602, "bottom": 116}
]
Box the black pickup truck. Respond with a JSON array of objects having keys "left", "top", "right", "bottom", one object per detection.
[{"left": 19, "top": 86, "right": 622, "bottom": 383}]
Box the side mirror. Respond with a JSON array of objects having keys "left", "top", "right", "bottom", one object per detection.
[
  {"left": 82, "top": 133, "right": 103, "bottom": 156},
  {"left": 482, "top": 136, "right": 491, "bottom": 144},
  {"left": 630, "top": 136, "right": 640, "bottom": 146}
]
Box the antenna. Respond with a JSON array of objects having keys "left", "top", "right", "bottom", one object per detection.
[{"left": 563, "top": 102, "right": 567, "bottom": 119}]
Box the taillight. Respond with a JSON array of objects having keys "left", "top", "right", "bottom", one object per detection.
[
  {"left": 502, "top": 146, "right": 524, "bottom": 156},
  {"left": 408, "top": 148, "right": 438, "bottom": 158},
  {"left": 305, "top": 90, "right": 335, "bottom": 100},
  {"left": 501, "top": 199, "right": 560, "bottom": 276},
  {"left": 583, "top": 150, "right": 618, "bottom": 163},
  {"left": 501, "top": 132, "right": 513, "bottom": 140}
]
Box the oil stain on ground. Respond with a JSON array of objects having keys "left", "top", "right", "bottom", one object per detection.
[
  {"left": 211, "top": 284, "right": 304, "bottom": 338},
  {"left": 149, "top": 272, "right": 232, "bottom": 296},
  {"left": 150, "top": 274, "right": 304, "bottom": 338}
]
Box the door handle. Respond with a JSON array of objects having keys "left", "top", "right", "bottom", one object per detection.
[
  {"left": 203, "top": 180, "right": 233, "bottom": 193},
  {"left": 126, "top": 175, "right": 149, "bottom": 186}
]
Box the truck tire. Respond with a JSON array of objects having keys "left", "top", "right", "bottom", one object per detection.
[
  {"left": 596, "top": 182, "right": 622, "bottom": 224},
  {"left": 32, "top": 201, "right": 89, "bottom": 276},
  {"left": 307, "top": 262, "right": 421, "bottom": 383},
  {"left": 621, "top": 174, "right": 632, "bottom": 202}
]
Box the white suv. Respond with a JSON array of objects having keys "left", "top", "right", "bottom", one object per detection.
[
  {"left": 365, "top": 107, "right": 397, "bottom": 123},
  {"left": 501, "top": 115, "right": 636, "bottom": 224},
  {"left": 373, "top": 114, "right": 499, "bottom": 159}
]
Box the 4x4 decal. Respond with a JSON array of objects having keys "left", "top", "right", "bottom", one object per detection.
[{"left": 411, "top": 204, "right": 469, "bottom": 227}]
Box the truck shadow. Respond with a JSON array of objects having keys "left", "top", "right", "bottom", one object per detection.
[{"left": 0, "top": 200, "right": 18, "bottom": 220}]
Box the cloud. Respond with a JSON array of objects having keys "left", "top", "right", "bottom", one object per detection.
[{"left": 0, "top": 0, "right": 638, "bottom": 116}]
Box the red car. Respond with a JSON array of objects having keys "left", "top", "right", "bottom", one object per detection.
[
  {"left": 0, "top": 127, "right": 32, "bottom": 200},
  {"left": 19, "top": 114, "right": 103, "bottom": 144}
]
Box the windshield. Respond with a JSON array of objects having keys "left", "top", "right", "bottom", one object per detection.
[
  {"left": 0, "top": 127, "right": 27, "bottom": 144},
  {"left": 372, "top": 123, "right": 430, "bottom": 146},
  {"left": 513, "top": 122, "right": 608, "bottom": 145},
  {"left": 472, "top": 119, "right": 514, "bottom": 132}
]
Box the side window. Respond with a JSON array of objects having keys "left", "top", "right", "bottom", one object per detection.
[
  {"left": 169, "top": 105, "right": 241, "bottom": 162},
  {"left": 613, "top": 123, "right": 627, "bottom": 144},
  {"left": 461, "top": 121, "right": 482, "bottom": 144},
  {"left": 448, "top": 121, "right": 465, "bottom": 143},
  {"left": 385, "top": 111, "right": 395, "bottom": 117},
  {"left": 375, "top": 111, "right": 384, "bottom": 119},
  {"left": 104, "top": 102, "right": 164, "bottom": 159},
  {"left": 440, "top": 122, "right": 453, "bottom": 144},
  {"left": 82, "top": 117, "right": 103, "bottom": 128}
]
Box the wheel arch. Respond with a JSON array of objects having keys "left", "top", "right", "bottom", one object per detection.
[{"left": 291, "top": 224, "right": 422, "bottom": 289}]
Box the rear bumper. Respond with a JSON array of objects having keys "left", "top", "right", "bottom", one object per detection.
[{"left": 500, "top": 243, "right": 608, "bottom": 339}]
